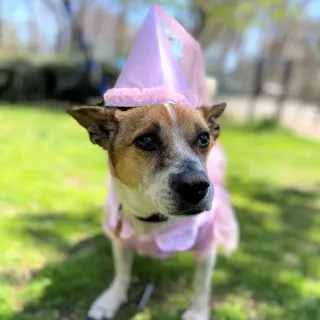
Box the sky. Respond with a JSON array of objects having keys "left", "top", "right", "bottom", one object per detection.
[
  {"left": 1, "top": 0, "right": 320, "bottom": 69},
  {"left": 306, "top": 0, "right": 320, "bottom": 20}
]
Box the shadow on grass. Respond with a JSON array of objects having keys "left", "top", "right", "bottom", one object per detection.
[
  {"left": 0, "top": 96, "right": 104, "bottom": 115},
  {"left": 8, "top": 177, "right": 320, "bottom": 320},
  {"left": 0, "top": 100, "right": 70, "bottom": 113},
  {"left": 242, "top": 118, "right": 283, "bottom": 133}
]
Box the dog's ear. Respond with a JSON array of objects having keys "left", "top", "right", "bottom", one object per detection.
[
  {"left": 198, "top": 102, "right": 226, "bottom": 140},
  {"left": 67, "top": 106, "right": 117, "bottom": 150}
]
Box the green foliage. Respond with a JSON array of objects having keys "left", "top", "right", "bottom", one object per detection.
[
  {"left": 0, "top": 105, "right": 319, "bottom": 319},
  {"left": 0, "top": 58, "right": 119, "bottom": 102},
  {"left": 145, "top": 0, "right": 299, "bottom": 31}
]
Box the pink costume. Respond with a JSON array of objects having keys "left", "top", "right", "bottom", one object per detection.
[{"left": 102, "top": 5, "right": 239, "bottom": 258}]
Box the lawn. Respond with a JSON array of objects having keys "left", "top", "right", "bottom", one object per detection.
[{"left": 1, "top": 104, "right": 320, "bottom": 320}]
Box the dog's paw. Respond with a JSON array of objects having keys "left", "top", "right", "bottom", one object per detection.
[
  {"left": 88, "top": 285, "right": 127, "bottom": 320},
  {"left": 182, "top": 306, "right": 210, "bottom": 320}
]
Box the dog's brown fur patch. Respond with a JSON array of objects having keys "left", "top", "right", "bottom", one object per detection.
[{"left": 109, "top": 104, "right": 172, "bottom": 187}]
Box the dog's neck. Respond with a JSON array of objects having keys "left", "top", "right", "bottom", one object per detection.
[
  {"left": 111, "top": 177, "right": 158, "bottom": 219},
  {"left": 111, "top": 176, "right": 184, "bottom": 235}
]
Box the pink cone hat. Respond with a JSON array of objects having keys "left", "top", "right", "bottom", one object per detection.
[{"left": 104, "top": 4, "right": 211, "bottom": 108}]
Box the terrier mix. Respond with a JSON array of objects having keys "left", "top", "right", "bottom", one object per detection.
[{"left": 67, "top": 5, "right": 238, "bottom": 320}]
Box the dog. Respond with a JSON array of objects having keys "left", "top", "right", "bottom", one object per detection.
[
  {"left": 67, "top": 4, "right": 239, "bottom": 319},
  {"left": 67, "top": 100, "right": 238, "bottom": 320}
]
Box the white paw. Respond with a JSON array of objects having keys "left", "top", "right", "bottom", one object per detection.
[
  {"left": 88, "top": 285, "right": 127, "bottom": 319},
  {"left": 182, "top": 306, "right": 210, "bottom": 320}
]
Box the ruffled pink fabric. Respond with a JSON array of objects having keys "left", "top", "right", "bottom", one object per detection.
[
  {"left": 102, "top": 143, "right": 239, "bottom": 259},
  {"left": 104, "top": 86, "right": 197, "bottom": 107}
]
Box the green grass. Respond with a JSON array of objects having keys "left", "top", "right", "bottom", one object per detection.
[{"left": 1, "top": 104, "right": 320, "bottom": 320}]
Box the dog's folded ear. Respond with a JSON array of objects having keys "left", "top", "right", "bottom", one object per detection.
[
  {"left": 67, "top": 106, "right": 117, "bottom": 150},
  {"left": 198, "top": 102, "right": 226, "bottom": 140}
]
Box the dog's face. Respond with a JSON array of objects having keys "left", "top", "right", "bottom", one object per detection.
[{"left": 68, "top": 103, "right": 226, "bottom": 216}]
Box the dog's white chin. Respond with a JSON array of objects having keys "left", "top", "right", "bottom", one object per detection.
[
  {"left": 165, "top": 204, "right": 212, "bottom": 217},
  {"left": 153, "top": 199, "right": 213, "bottom": 217},
  {"left": 152, "top": 185, "right": 214, "bottom": 217}
]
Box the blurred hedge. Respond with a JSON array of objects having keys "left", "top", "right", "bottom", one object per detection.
[{"left": 0, "top": 58, "right": 119, "bottom": 104}]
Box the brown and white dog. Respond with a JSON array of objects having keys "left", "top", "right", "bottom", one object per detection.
[{"left": 68, "top": 101, "right": 227, "bottom": 320}]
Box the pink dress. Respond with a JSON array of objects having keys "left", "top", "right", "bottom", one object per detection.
[{"left": 102, "top": 143, "right": 239, "bottom": 259}]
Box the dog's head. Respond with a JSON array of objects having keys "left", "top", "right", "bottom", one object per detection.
[{"left": 67, "top": 102, "right": 226, "bottom": 216}]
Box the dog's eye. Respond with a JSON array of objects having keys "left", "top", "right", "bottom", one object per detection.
[
  {"left": 197, "top": 132, "right": 210, "bottom": 148},
  {"left": 134, "top": 133, "right": 159, "bottom": 151}
]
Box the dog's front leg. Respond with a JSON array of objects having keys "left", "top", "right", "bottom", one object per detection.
[
  {"left": 182, "top": 248, "right": 217, "bottom": 320},
  {"left": 88, "top": 241, "right": 134, "bottom": 320}
]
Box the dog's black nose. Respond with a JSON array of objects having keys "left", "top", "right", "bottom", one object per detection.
[{"left": 171, "top": 172, "right": 210, "bottom": 203}]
